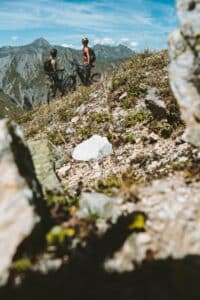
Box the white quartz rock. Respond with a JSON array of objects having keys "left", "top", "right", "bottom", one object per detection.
[{"left": 72, "top": 135, "right": 113, "bottom": 161}]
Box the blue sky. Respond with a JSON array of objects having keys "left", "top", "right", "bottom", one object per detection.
[{"left": 0, "top": 0, "right": 178, "bottom": 50}]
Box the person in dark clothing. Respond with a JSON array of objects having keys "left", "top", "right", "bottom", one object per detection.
[
  {"left": 81, "top": 37, "right": 96, "bottom": 85},
  {"left": 47, "top": 48, "right": 63, "bottom": 97}
]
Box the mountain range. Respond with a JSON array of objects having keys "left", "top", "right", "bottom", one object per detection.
[{"left": 0, "top": 38, "right": 133, "bottom": 110}]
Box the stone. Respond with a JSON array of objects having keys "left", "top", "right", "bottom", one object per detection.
[
  {"left": 72, "top": 135, "right": 113, "bottom": 161},
  {"left": 148, "top": 132, "right": 159, "bottom": 143},
  {"left": 0, "top": 119, "right": 47, "bottom": 287},
  {"left": 76, "top": 104, "right": 86, "bottom": 116},
  {"left": 71, "top": 116, "right": 79, "bottom": 123},
  {"left": 57, "top": 164, "right": 71, "bottom": 179},
  {"left": 168, "top": 0, "right": 200, "bottom": 148},
  {"left": 77, "top": 192, "right": 122, "bottom": 223},
  {"left": 136, "top": 173, "right": 200, "bottom": 260},
  {"left": 119, "top": 92, "right": 128, "bottom": 101},
  {"left": 28, "top": 139, "right": 63, "bottom": 194},
  {"left": 107, "top": 173, "right": 200, "bottom": 272},
  {"left": 182, "top": 127, "right": 200, "bottom": 147},
  {"left": 145, "top": 87, "right": 168, "bottom": 118}
]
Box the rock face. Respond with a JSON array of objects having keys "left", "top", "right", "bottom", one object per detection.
[
  {"left": 28, "top": 139, "right": 63, "bottom": 195},
  {"left": 0, "top": 120, "right": 47, "bottom": 286},
  {"left": 77, "top": 193, "right": 123, "bottom": 229},
  {"left": 0, "top": 90, "right": 23, "bottom": 120},
  {"left": 168, "top": 0, "right": 200, "bottom": 147},
  {"left": 106, "top": 173, "right": 200, "bottom": 273},
  {"left": 72, "top": 135, "right": 113, "bottom": 161}
]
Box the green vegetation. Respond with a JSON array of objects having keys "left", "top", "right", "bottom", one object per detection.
[
  {"left": 122, "top": 134, "right": 136, "bottom": 144},
  {"left": 76, "top": 126, "right": 95, "bottom": 141},
  {"left": 90, "top": 112, "right": 111, "bottom": 124},
  {"left": 96, "top": 169, "right": 142, "bottom": 196},
  {"left": 47, "top": 128, "right": 68, "bottom": 146},
  {"left": 0, "top": 91, "right": 23, "bottom": 120},
  {"left": 46, "top": 226, "right": 75, "bottom": 246},
  {"left": 14, "top": 258, "right": 32, "bottom": 272},
  {"left": 149, "top": 120, "right": 173, "bottom": 138},
  {"left": 97, "top": 175, "right": 122, "bottom": 195},
  {"left": 124, "top": 108, "right": 151, "bottom": 128},
  {"left": 112, "top": 74, "right": 127, "bottom": 91},
  {"left": 45, "top": 192, "right": 67, "bottom": 207}
]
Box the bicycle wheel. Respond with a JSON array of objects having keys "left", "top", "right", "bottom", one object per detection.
[
  {"left": 62, "top": 76, "right": 76, "bottom": 95},
  {"left": 91, "top": 73, "right": 101, "bottom": 83}
]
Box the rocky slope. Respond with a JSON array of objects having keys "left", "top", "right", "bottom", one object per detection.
[
  {"left": 0, "top": 38, "right": 133, "bottom": 111},
  {"left": 0, "top": 90, "right": 23, "bottom": 118},
  {"left": 0, "top": 46, "right": 200, "bottom": 299}
]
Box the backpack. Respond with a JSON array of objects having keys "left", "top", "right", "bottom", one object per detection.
[
  {"left": 44, "top": 58, "right": 53, "bottom": 73},
  {"left": 89, "top": 48, "right": 96, "bottom": 64}
]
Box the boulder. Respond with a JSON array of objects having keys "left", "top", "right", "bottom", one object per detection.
[
  {"left": 0, "top": 120, "right": 48, "bottom": 287},
  {"left": 28, "top": 139, "right": 63, "bottom": 195},
  {"left": 77, "top": 192, "right": 122, "bottom": 222},
  {"left": 168, "top": 0, "right": 200, "bottom": 147},
  {"left": 105, "top": 173, "right": 200, "bottom": 273},
  {"left": 145, "top": 87, "right": 168, "bottom": 119},
  {"left": 77, "top": 192, "right": 124, "bottom": 233},
  {"left": 72, "top": 135, "right": 113, "bottom": 161}
]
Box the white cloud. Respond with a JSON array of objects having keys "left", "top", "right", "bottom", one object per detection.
[
  {"left": 130, "top": 41, "right": 139, "bottom": 49},
  {"left": 62, "top": 43, "right": 76, "bottom": 49},
  {"left": 0, "top": 0, "right": 178, "bottom": 50},
  {"left": 0, "top": 0, "right": 156, "bottom": 30},
  {"left": 92, "top": 37, "right": 139, "bottom": 50},
  {"left": 93, "top": 37, "right": 116, "bottom": 46}
]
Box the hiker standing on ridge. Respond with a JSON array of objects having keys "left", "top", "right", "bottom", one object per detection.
[
  {"left": 82, "top": 37, "right": 96, "bottom": 85},
  {"left": 44, "top": 48, "right": 63, "bottom": 98},
  {"left": 49, "top": 48, "right": 58, "bottom": 73},
  {"left": 49, "top": 48, "right": 61, "bottom": 97}
]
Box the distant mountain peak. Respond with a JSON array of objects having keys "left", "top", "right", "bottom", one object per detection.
[{"left": 31, "top": 38, "right": 51, "bottom": 47}]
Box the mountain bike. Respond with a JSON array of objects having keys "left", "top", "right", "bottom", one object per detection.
[
  {"left": 46, "top": 69, "right": 76, "bottom": 103},
  {"left": 46, "top": 61, "right": 101, "bottom": 102},
  {"left": 61, "top": 59, "right": 101, "bottom": 91}
]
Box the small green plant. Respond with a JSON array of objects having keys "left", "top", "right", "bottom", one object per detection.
[
  {"left": 149, "top": 120, "right": 173, "bottom": 138},
  {"left": 90, "top": 112, "right": 111, "bottom": 124},
  {"left": 76, "top": 126, "right": 94, "bottom": 140},
  {"left": 123, "top": 134, "right": 136, "bottom": 144},
  {"left": 46, "top": 226, "right": 75, "bottom": 246},
  {"left": 128, "top": 81, "right": 147, "bottom": 98},
  {"left": 26, "top": 125, "right": 42, "bottom": 138},
  {"left": 47, "top": 129, "right": 67, "bottom": 145},
  {"left": 97, "top": 175, "right": 122, "bottom": 195},
  {"left": 14, "top": 258, "right": 32, "bottom": 272},
  {"left": 56, "top": 108, "right": 74, "bottom": 122},
  {"left": 122, "top": 96, "right": 136, "bottom": 109},
  {"left": 45, "top": 192, "right": 67, "bottom": 207},
  {"left": 112, "top": 75, "right": 127, "bottom": 91},
  {"left": 124, "top": 108, "right": 151, "bottom": 128}
]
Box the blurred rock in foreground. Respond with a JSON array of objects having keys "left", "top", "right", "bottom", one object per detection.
[
  {"left": 168, "top": 0, "right": 200, "bottom": 147},
  {"left": 0, "top": 119, "right": 48, "bottom": 287}
]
